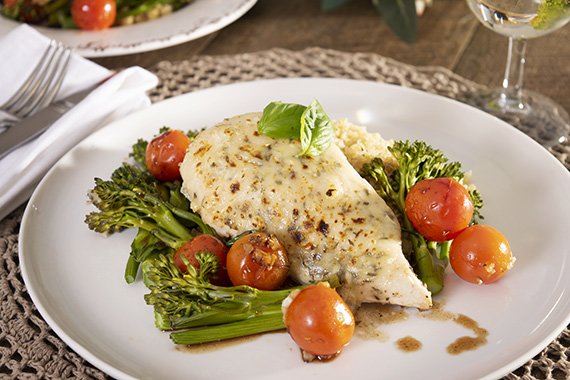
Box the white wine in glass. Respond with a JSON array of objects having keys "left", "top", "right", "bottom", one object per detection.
[{"left": 465, "top": 0, "right": 570, "bottom": 146}]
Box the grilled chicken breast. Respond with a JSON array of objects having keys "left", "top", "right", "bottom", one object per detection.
[{"left": 180, "top": 113, "right": 431, "bottom": 309}]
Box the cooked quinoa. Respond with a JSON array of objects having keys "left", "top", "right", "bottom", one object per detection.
[{"left": 333, "top": 118, "right": 397, "bottom": 172}]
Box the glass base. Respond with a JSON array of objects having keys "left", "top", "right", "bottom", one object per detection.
[{"left": 465, "top": 89, "right": 570, "bottom": 147}]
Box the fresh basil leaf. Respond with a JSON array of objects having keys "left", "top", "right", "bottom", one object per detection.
[
  {"left": 299, "top": 99, "right": 334, "bottom": 157},
  {"left": 258, "top": 101, "right": 307, "bottom": 139},
  {"left": 373, "top": 0, "right": 417, "bottom": 43},
  {"left": 321, "top": 0, "right": 352, "bottom": 11}
]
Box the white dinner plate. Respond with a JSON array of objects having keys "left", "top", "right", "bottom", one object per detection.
[
  {"left": 19, "top": 78, "right": 570, "bottom": 380},
  {"left": 0, "top": 0, "right": 257, "bottom": 57}
]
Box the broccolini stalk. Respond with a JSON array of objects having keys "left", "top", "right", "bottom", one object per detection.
[
  {"left": 170, "top": 313, "right": 286, "bottom": 345},
  {"left": 142, "top": 253, "right": 300, "bottom": 343},
  {"left": 361, "top": 140, "right": 483, "bottom": 295},
  {"left": 125, "top": 229, "right": 168, "bottom": 283}
]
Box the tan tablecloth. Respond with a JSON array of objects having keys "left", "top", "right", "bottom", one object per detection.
[{"left": 1, "top": 48, "right": 568, "bottom": 379}]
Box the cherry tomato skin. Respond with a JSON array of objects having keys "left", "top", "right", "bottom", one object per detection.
[
  {"left": 145, "top": 130, "right": 191, "bottom": 182},
  {"left": 449, "top": 225, "right": 514, "bottom": 284},
  {"left": 71, "top": 0, "right": 116, "bottom": 30},
  {"left": 284, "top": 283, "right": 355, "bottom": 357},
  {"left": 173, "top": 234, "right": 230, "bottom": 286},
  {"left": 226, "top": 232, "right": 289, "bottom": 290},
  {"left": 405, "top": 177, "right": 474, "bottom": 242}
]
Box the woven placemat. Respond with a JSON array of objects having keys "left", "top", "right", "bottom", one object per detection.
[{"left": 1, "top": 47, "right": 568, "bottom": 380}]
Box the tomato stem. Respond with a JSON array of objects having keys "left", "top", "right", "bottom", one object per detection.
[{"left": 438, "top": 240, "right": 452, "bottom": 261}]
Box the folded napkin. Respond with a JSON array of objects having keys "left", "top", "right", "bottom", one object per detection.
[{"left": 0, "top": 24, "right": 159, "bottom": 221}]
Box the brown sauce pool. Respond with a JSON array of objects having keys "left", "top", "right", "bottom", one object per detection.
[
  {"left": 355, "top": 304, "right": 409, "bottom": 342},
  {"left": 446, "top": 314, "right": 489, "bottom": 355},
  {"left": 355, "top": 300, "right": 488, "bottom": 355},
  {"left": 395, "top": 336, "right": 422, "bottom": 352}
]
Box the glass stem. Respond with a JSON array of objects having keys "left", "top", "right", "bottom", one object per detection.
[{"left": 499, "top": 37, "right": 527, "bottom": 112}]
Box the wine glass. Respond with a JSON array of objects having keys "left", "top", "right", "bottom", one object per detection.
[{"left": 464, "top": 0, "right": 570, "bottom": 146}]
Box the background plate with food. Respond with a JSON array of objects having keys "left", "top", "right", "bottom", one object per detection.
[{"left": 0, "top": 0, "right": 257, "bottom": 57}]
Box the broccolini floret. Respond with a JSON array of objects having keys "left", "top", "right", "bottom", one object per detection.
[
  {"left": 85, "top": 162, "right": 213, "bottom": 282},
  {"left": 129, "top": 138, "right": 148, "bottom": 168}
]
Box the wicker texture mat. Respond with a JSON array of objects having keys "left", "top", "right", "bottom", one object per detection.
[{"left": 1, "top": 47, "right": 568, "bottom": 379}]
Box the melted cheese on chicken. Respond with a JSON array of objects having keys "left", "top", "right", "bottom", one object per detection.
[{"left": 180, "top": 113, "right": 431, "bottom": 309}]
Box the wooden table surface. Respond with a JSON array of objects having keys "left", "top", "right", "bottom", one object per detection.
[{"left": 93, "top": 0, "right": 570, "bottom": 113}]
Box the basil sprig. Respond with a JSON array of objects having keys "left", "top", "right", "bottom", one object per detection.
[{"left": 257, "top": 100, "right": 334, "bottom": 157}]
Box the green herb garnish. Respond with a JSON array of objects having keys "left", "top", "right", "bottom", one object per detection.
[{"left": 257, "top": 99, "right": 334, "bottom": 157}]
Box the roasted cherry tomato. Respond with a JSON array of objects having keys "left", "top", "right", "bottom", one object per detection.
[
  {"left": 284, "top": 283, "right": 355, "bottom": 358},
  {"left": 226, "top": 232, "right": 289, "bottom": 290},
  {"left": 405, "top": 177, "right": 474, "bottom": 242},
  {"left": 449, "top": 224, "right": 515, "bottom": 284},
  {"left": 71, "top": 0, "right": 116, "bottom": 30},
  {"left": 173, "top": 234, "right": 229, "bottom": 286},
  {"left": 145, "top": 129, "right": 191, "bottom": 182}
]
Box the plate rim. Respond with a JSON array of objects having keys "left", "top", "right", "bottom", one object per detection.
[{"left": 18, "top": 77, "right": 570, "bottom": 380}]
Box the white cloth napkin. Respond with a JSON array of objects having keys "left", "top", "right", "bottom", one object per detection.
[{"left": 0, "top": 25, "right": 159, "bottom": 221}]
